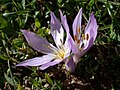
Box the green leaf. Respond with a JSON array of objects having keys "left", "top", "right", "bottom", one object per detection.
[
  {"left": 110, "top": 31, "right": 116, "bottom": 40},
  {"left": 89, "top": 0, "right": 94, "bottom": 7},
  {"left": 30, "top": 78, "right": 39, "bottom": 87},
  {"left": 0, "top": 54, "right": 10, "bottom": 60},
  {"left": 56, "top": 81, "right": 62, "bottom": 90},
  {"left": 4, "top": 73, "right": 18, "bottom": 86},
  {"left": 12, "top": 38, "right": 23, "bottom": 49},
  {"left": 58, "top": 0, "right": 62, "bottom": 4},
  {"left": 45, "top": 73, "right": 53, "bottom": 85},
  {"left": 22, "top": 0, "right": 25, "bottom": 9},
  {"left": 35, "top": 21, "right": 41, "bottom": 28},
  {"left": 118, "top": 34, "right": 120, "bottom": 41},
  {"left": 0, "top": 17, "right": 7, "bottom": 29}
]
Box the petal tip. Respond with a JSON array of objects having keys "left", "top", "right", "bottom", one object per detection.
[
  {"left": 21, "top": 30, "right": 30, "bottom": 35},
  {"left": 50, "top": 11, "right": 54, "bottom": 16},
  {"left": 16, "top": 63, "right": 23, "bottom": 67},
  {"left": 79, "top": 8, "right": 82, "bottom": 12},
  {"left": 90, "top": 12, "right": 97, "bottom": 22},
  {"left": 21, "top": 29, "right": 26, "bottom": 33}
]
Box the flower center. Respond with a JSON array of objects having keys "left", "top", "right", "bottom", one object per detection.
[
  {"left": 48, "top": 44, "right": 65, "bottom": 60},
  {"left": 55, "top": 48, "right": 65, "bottom": 59},
  {"left": 73, "top": 26, "right": 90, "bottom": 52}
]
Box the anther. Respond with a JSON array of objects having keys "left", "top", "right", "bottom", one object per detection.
[
  {"left": 81, "top": 43, "right": 84, "bottom": 48},
  {"left": 86, "top": 34, "right": 89, "bottom": 40},
  {"left": 77, "top": 26, "right": 80, "bottom": 34},
  {"left": 60, "top": 39, "right": 63, "bottom": 44},
  {"left": 77, "top": 39, "right": 80, "bottom": 44},
  {"left": 74, "top": 35, "right": 78, "bottom": 41}
]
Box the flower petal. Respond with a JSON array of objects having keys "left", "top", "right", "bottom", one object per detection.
[
  {"left": 72, "top": 8, "right": 82, "bottom": 39},
  {"left": 16, "top": 54, "right": 56, "bottom": 66},
  {"left": 21, "top": 30, "right": 53, "bottom": 54},
  {"left": 39, "top": 59, "right": 62, "bottom": 70},
  {"left": 59, "top": 10, "right": 72, "bottom": 57},
  {"left": 59, "top": 10, "right": 77, "bottom": 55},
  {"left": 82, "top": 37, "right": 94, "bottom": 55},
  {"left": 83, "top": 13, "right": 98, "bottom": 51},
  {"left": 64, "top": 57, "right": 75, "bottom": 72},
  {"left": 69, "top": 37, "right": 80, "bottom": 54},
  {"left": 50, "top": 12, "right": 61, "bottom": 33},
  {"left": 73, "top": 53, "right": 81, "bottom": 64},
  {"left": 64, "top": 34, "right": 71, "bottom": 58},
  {"left": 50, "top": 12, "right": 64, "bottom": 47},
  {"left": 52, "top": 26, "right": 64, "bottom": 47},
  {"left": 84, "top": 13, "right": 98, "bottom": 42},
  {"left": 59, "top": 10, "right": 70, "bottom": 33}
]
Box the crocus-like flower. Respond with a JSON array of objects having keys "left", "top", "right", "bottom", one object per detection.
[
  {"left": 16, "top": 8, "right": 98, "bottom": 72},
  {"left": 59, "top": 8, "right": 98, "bottom": 64},
  {"left": 16, "top": 11, "right": 74, "bottom": 71}
]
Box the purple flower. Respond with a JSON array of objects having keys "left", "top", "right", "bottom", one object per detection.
[
  {"left": 60, "top": 8, "right": 98, "bottom": 64},
  {"left": 16, "top": 11, "right": 74, "bottom": 72},
  {"left": 16, "top": 8, "right": 98, "bottom": 72}
]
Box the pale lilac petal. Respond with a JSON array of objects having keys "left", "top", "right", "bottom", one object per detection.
[
  {"left": 64, "top": 57, "right": 75, "bottom": 72},
  {"left": 59, "top": 10, "right": 72, "bottom": 57},
  {"left": 60, "top": 9, "right": 81, "bottom": 55},
  {"left": 73, "top": 53, "right": 81, "bottom": 64},
  {"left": 16, "top": 54, "right": 56, "bottom": 66},
  {"left": 82, "top": 37, "right": 94, "bottom": 54},
  {"left": 72, "top": 8, "right": 82, "bottom": 39},
  {"left": 21, "top": 30, "right": 53, "bottom": 54},
  {"left": 74, "top": 38, "right": 94, "bottom": 59},
  {"left": 59, "top": 10, "right": 70, "bottom": 33},
  {"left": 64, "top": 31, "right": 72, "bottom": 58},
  {"left": 69, "top": 37, "right": 79, "bottom": 54},
  {"left": 83, "top": 13, "right": 98, "bottom": 51},
  {"left": 52, "top": 26, "right": 64, "bottom": 47},
  {"left": 39, "top": 59, "right": 62, "bottom": 70},
  {"left": 84, "top": 13, "right": 98, "bottom": 41},
  {"left": 50, "top": 12, "right": 64, "bottom": 47},
  {"left": 64, "top": 37, "right": 71, "bottom": 58},
  {"left": 50, "top": 12, "right": 61, "bottom": 33}
]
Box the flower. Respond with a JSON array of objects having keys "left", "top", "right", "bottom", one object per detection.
[
  {"left": 16, "top": 11, "right": 74, "bottom": 72},
  {"left": 60, "top": 8, "right": 98, "bottom": 64},
  {"left": 16, "top": 8, "right": 98, "bottom": 72}
]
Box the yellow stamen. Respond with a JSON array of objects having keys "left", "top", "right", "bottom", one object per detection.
[
  {"left": 55, "top": 49, "right": 65, "bottom": 59},
  {"left": 82, "top": 34, "right": 85, "bottom": 40}
]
